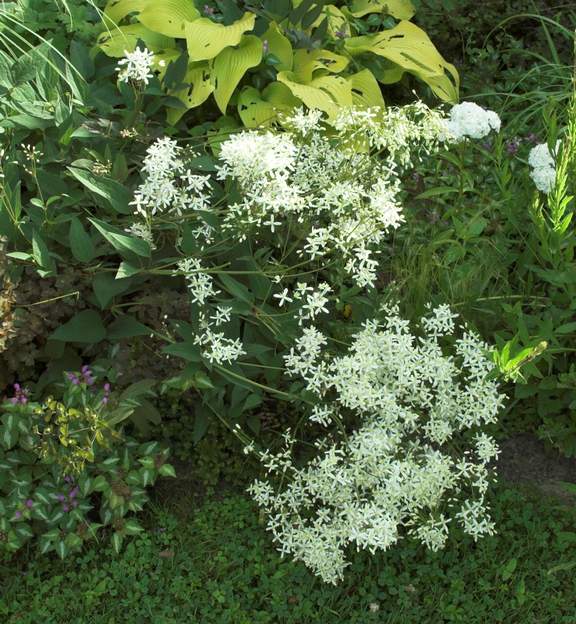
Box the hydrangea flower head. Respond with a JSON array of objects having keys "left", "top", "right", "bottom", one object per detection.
[{"left": 444, "top": 102, "right": 501, "bottom": 140}]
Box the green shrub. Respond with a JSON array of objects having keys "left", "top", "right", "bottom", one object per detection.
[{"left": 0, "top": 369, "right": 174, "bottom": 558}]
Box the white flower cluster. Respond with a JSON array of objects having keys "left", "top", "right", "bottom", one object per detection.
[
  {"left": 443, "top": 102, "right": 501, "bottom": 141},
  {"left": 528, "top": 141, "right": 559, "bottom": 194},
  {"left": 249, "top": 305, "right": 505, "bottom": 583},
  {"left": 177, "top": 258, "right": 246, "bottom": 365},
  {"left": 216, "top": 106, "right": 450, "bottom": 288},
  {"left": 131, "top": 137, "right": 212, "bottom": 219},
  {"left": 116, "top": 46, "right": 154, "bottom": 85}
]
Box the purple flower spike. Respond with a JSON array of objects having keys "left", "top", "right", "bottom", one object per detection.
[{"left": 66, "top": 372, "right": 80, "bottom": 385}]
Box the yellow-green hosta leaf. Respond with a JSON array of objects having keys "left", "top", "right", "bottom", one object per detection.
[
  {"left": 213, "top": 35, "right": 263, "bottom": 113},
  {"left": 348, "top": 0, "right": 415, "bottom": 18},
  {"left": 322, "top": 5, "right": 351, "bottom": 37},
  {"left": 104, "top": 0, "right": 142, "bottom": 23},
  {"left": 348, "top": 69, "right": 385, "bottom": 109},
  {"left": 238, "top": 83, "right": 299, "bottom": 127},
  {"left": 168, "top": 62, "right": 214, "bottom": 123},
  {"left": 138, "top": 0, "right": 200, "bottom": 37},
  {"left": 262, "top": 22, "right": 293, "bottom": 71},
  {"left": 151, "top": 49, "right": 182, "bottom": 79},
  {"left": 277, "top": 71, "right": 352, "bottom": 118},
  {"left": 185, "top": 12, "right": 256, "bottom": 61},
  {"left": 98, "top": 24, "right": 174, "bottom": 57},
  {"left": 344, "top": 20, "right": 459, "bottom": 101},
  {"left": 292, "top": 49, "right": 349, "bottom": 82}
]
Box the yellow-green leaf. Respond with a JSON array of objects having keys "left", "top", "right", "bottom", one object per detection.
[
  {"left": 138, "top": 0, "right": 200, "bottom": 37},
  {"left": 344, "top": 20, "right": 459, "bottom": 101},
  {"left": 262, "top": 22, "right": 293, "bottom": 71},
  {"left": 347, "top": 69, "right": 385, "bottom": 109},
  {"left": 185, "top": 12, "right": 255, "bottom": 61},
  {"left": 97, "top": 24, "right": 174, "bottom": 57},
  {"left": 292, "top": 49, "right": 349, "bottom": 82},
  {"left": 213, "top": 35, "right": 263, "bottom": 113},
  {"left": 277, "top": 71, "right": 352, "bottom": 118},
  {"left": 168, "top": 62, "right": 214, "bottom": 123},
  {"left": 104, "top": 0, "right": 142, "bottom": 23},
  {"left": 349, "top": 0, "right": 415, "bottom": 19},
  {"left": 238, "top": 83, "right": 299, "bottom": 127}
]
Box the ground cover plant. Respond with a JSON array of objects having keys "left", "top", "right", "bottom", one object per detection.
[{"left": 0, "top": 0, "right": 575, "bottom": 621}]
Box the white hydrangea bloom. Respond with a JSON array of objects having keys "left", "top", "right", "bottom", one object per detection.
[
  {"left": 250, "top": 307, "right": 505, "bottom": 583},
  {"left": 528, "top": 141, "right": 559, "bottom": 194},
  {"left": 116, "top": 47, "right": 154, "bottom": 85},
  {"left": 444, "top": 102, "right": 501, "bottom": 140}
]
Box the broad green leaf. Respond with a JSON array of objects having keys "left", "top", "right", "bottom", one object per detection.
[
  {"left": 293, "top": 48, "right": 349, "bottom": 82},
  {"left": 93, "top": 273, "right": 133, "bottom": 309},
  {"left": 51, "top": 310, "right": 106, "bottom": 343},
  {"left": 69, "top": 217, "right": 96, "bottom": 263},
  {"left": 238, "top": 82, "right": 299, "bottom": 127},
  {"left": 138, "top": 0, "right": 200, "bottom": 37},
  {"left": 344, "top": 20, "right": 459, "bottom": 102},
  {"left": 97, "top": 24, "right": 174, "bottom": 58},
  {"left": 107, "top": 315, "right": 151, "bottom": 339},
  {"left": 104, "top": 0, "right": 142, "bottom": 23},
  {"left": 319, "top": 5, "right": 350, "bottom": 37},
  {"left": 89, "top": 217, "right": 151, "bottom": 258},
  {"left": 262, "top": 22, "right": 293, "bottom": 71},
  {"left": 159, "top": 463, "right": 177, "bottom": 478},
  {"left": 349, "top": 0, "right": 415, "bottom": 18},
  {"left": 347, "top": 69, "right": 385, "bottom": 109},
  {"left": 168, "top": 62, "right": 214, "bottom": 123},
  {"left": 185, "top": 12, "right": 255, "bottom": 61},
  {"left": 277, "top": 71, "right": 352, "bottom": 118},
  {"left": 213, "top": 35, "right": 263, "bottom": 113}
]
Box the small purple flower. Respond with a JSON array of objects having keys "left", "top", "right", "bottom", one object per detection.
[
  {"left": 14, "top": 510, "right": 22, "bottom": 519},
  {"left": 81, "top": 365, "right": 95, "bottom": 386},
  {"left": 25, "top": 499, "right": 33, "bottom": 509},
  {"left": 69, "top": 486, "right": 79, "bottom": 499},
  {"left": 10, "top": 383, "right": 29, "bottom": 405},
  {"left": 335, "top": 28, "right": 348, "bottom": 39},
  {"left": 56, "top": 493, "right": 66, "bottom": 502},
  {"left": 63, "top": 504, "right": 69, "bottom": 512},
  {"left": 505, "top": 137, "right": 520, "bottom": 155},
  {"left": 526, "top": 132, "right": 539, "bottom": 144},
  {"left": 66, "top": 372, "right": 80, "bottom": 385},
  {"left": 102, "top": 382, "right": 111, "bottom": 406},
  {"left": 71, "top": 500, "right": 79, "bottom": 508},
  {"left": 64, "top": 475, "right": 74, "bottom": 484}
]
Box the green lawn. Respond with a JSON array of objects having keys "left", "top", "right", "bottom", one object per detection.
[{"left": 2, "top": 485, "right": 575, "bottom": 624}]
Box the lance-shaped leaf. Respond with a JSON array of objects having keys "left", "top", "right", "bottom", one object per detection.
[
  {"left": 138, "top": 0, "right": 200, "bottom": 37},
  {"left": 185, "top": 12, "right": 255, "bottom": 61},
  {"left": 213, "top": 35, "right": 263, "bottom": 113},
  {"left": 344, "top": 20, "right": 459, "bottom": 102},
  {"left": 51, "top": 310, "right": 106, "bottom": 344},
  {"left": 89, "top": 217, "right": 151, "bottom": 258}
]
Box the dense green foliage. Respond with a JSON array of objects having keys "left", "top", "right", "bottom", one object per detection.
[
  {"left": 0, "top": 0, "right": 575, "bottom": 619},
  {"left": 2, "top": 487, "right": 576, "bottom": 623}
]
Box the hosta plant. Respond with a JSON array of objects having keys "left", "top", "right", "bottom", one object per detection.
[
  {"left": 0, "top": 369, "right": 174, "bottom": 558},
  {"left": 99, "top": 0, "right": 459, "bottom": 125}
]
